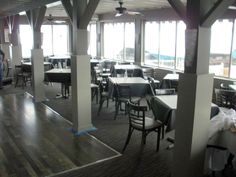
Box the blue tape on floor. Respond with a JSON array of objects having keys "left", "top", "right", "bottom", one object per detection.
[{"left": 68, "top": 127, "right": 97, "bottom": 136}]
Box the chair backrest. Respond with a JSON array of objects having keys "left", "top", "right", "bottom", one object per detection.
[
  {"left": 132, "top": 69, "right": 144, "bottom": 78},
  {"left": 127, "top": 101, "right": 147, "bottom": 130},
  {"left": 150, "top": 97, "right": 171, "bottom": 124},
  {"left": 155, "top": 88, "right": 175, "bottom": 95},
  {"left": 220, "top": 83, "right": 230, "bottom": 90},
  {"left": 99, "top": 78, "right": 109, "bottom": 94},
  {"left": 117, "top": 85, "right": 131, "bottom": 100},
  {"left": 148, "top": 76, "right": 157, "bottom": 91},
  {"left": 116, "top": 69, "right": 126, "bottom": 77},
  {"left": 215, "top": 88, "right": 236, "bottom": 109}
]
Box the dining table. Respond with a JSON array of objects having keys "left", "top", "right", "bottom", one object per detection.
[
  {"left": 45, "top": 68, "right": 71, "bottom": 98},
  {"left": 108, "top": 77, "right": 154, "bottom": 98},
  {"left": 47, "top": 55, "right": 71, "bottom": 68},
  {"left": 22, "top": 61, "right": 53, "bottom": 72},
  {"left": 151, "top": 94, "right": 219, "bottom": 132},
  {"left": 229, "top": 84, "right": 236, "bottom": 90},
  {"left": 151, "top": 94, "right": 236, "bottom": 171},
  {"left": 161, "top": 73, "right": 179, "bottom": 90},
  {"left": 111, "top": 64, "right": 142, "bottom": 77}
]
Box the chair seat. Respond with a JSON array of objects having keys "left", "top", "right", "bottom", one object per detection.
[
  {"left": 132, "top": 117, "right": 162, "bottom": 130},
  {"left": 91, "top": 83, "right": 99, "bottom": 88}
]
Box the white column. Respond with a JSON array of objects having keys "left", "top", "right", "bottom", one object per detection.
[
  {"left": 172, "top": 74, "right": 214, "bottom": 177},
  {"left": 134, "top": 18, "right": 144, "bottom": 65},
  {"left": 172, "top": 27, "right": 213, "bottom": 177},
  {"left": 71, "top": 55, "right": 93, "bottom": 132},
  {"left": 11, "top": 45, "right": 22, "bottom": 66},
  {"left": 71, "top": 29, "right": 94, "bottom": 133},
  {"left": 31, "top": 49, "right": 45, "bottom": 102}
]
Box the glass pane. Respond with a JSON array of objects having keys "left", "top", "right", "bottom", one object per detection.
[
  {"left": 209, "top": 19, "right": 233, "bottom": 77},
  {"left": 113, "top": 23, "right": 124, "bottom": 60},
  {"left": 19, "top": 25, "right": 33, "bottom": 58},
  {"left": 159, "top": 21, "right": 176, "bottom": 69},
  {"left": 41, "top": 25, "right": 53, "bottom": 56},
  {"left": 124, "top": 22, "right": 135, "bottom": 62},
  {"left": 176, "top": 21, "right": 186, "bottom": 71},
  {"left": 230, "top": 20, "right": 236, "bottom": 79},
  {"left": 53, "top": 25, "right": 68, "bottom": 55},
  {"left": 88, "top": 23, "right": 97, "bottom": 57},
  {"left": 104, "top": 23, "right": 114, "bottom": 59},
  {"left": 144, "top": 21, "right": 159, "bottom": 65}
]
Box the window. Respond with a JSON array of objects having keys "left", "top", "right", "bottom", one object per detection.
[
  {"left": 159, "top": 21, "right": 176, "bottom": 69},
  {"left": 41, "top": 25, "right": 53, "bottom": 56},
  {"left": 19, "top": 25, "right": 33, "bottom": 58},
  {"left": 176, "top": 21, "right": 186, "bottom": 71},
  {"left": 52, "top": 25, "right": 68, "bottom": 55},
  {"left": 124, "top": 22, "right": 135, "bottom": 61},
  {"left": 144, "top": 21, "right": 159, "bottom": 65},
  {"left": 88, "top": 23, "right": 97, "bottom": 57},
  {"left": 103, "top": 22, "right": 134, "bottom": 61},
  {"left": 20, "top": 24, "right": 69, "bottom": 58},
  {"left": 209, "top": 20, "right": 233, "bottom": 77},
  {"left": 230, "top": 20, "right": 236, "bottom": 79}
]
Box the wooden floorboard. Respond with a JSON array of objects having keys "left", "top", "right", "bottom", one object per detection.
[{"left": 0, "top": 93, "right": 119, "bottom": 177}]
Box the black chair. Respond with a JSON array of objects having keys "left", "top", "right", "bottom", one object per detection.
[
  {"left": 215, "top": 88, "right": 236, "bottom": 109},
  {"left": 132, "top": 68, "right": 144, "bottom": 78},
  {"left": 122, "top": 101, "right": 162, "bottom": 152},
  {"left": 91, "top": 83, "right": 99, "bottom": 104},
  {"left": 150, "top": 97, "right": 172, "bottom": 139},
  {"left": 15, "top": 65, "right": 32, "bottom": 88},
  {"left": 147, "top": 76, "right": 160, "bottom": 91},
  {"left": 220, "top": 83, "right": 231, "bottom": 90},
  {"left": 114, "top": 85, "right": 141, "bottom": 119},
  {"left": 97, "top": 80, "right": 109, "bottom": 115}
]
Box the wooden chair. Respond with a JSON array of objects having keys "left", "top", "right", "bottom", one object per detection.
[
  {"left": 15, "top": 65, "right": 32, "bottom": 88},
  {"left": 97, "top": 80, "right": 109, "bottom": 115},
  {"left": 114, "top": 85, "right": 141, "bottom": 119},
  {"left": 150, "top": 96, "right": 172, "bottom": 139},
  {"left": 122, "top": 101, "right": 162, "bottom": 152},
  {"left": 91, "top": 83, "right": 99, "bottom": 104}
]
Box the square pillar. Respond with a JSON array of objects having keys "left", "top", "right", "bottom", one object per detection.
[
  {"left": 172, "top": 73, "right": 214, "bottom": 177},
  {"left": 71, "top": 55, "right": 94, "bottom": 132},
  {"left": 31, "top": 49, "right": 45, "bottom": 102}
]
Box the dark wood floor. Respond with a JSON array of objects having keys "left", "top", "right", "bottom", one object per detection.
[{"left": 0, "top": 93, "right": 119, "bottom": 177}]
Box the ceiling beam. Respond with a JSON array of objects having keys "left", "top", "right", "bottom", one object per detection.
[
  {"left": 6, "top": 15, "right": 20, "bottom": 33},
  {"left": 80, "top": 0, "right": 100, "bottom": 29},
  {"left": 26, "top": 6, "right": 46, "bottom": 31},
  {"left": 201, "top": 0, "right": 235, "bottom": 27},
  {"left": 35, "top": 6, "right": 47, "bottom": 31},
  {"left": 61, "top": 0, "right": 73, "bottom": 23},
  {"left": 168, "top": 0, "right": 186, "bottom": 23}
]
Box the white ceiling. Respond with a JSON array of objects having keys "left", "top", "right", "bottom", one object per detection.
[{"left": 46, "top": 0, "right": 187, "bottom": 17}]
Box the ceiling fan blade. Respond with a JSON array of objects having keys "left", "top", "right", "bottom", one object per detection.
[
  {"left": 228, "top": 5, "right": 236, "bottom": 10},
  {"left": 126, "top": 11, "right": 143, "bottom": 16},
  {"left": 115, "top": 13, "right": 123, "bottom": 17}
]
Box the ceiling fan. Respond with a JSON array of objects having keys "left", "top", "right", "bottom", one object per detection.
[
  {"left": 115, "top": 0, "right": 142, "bottom": 17},
  {"left": 45, "top": 14, "right": 66, "bottom": 24}
]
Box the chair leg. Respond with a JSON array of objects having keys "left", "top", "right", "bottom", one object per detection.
[
  {"left": 122, "top": 127, "right": 133, "bottom": 152},
  {"left": 156, "top": 128, "right": 161, "bottom": 151},
  {"left": 161, "top": 125, "right": 165, "bottom": 139},
  {"left": 114, "top": 101, "right": 120, "bottom": 119},
  {"left": 141, "top": 131, "right": 146, "bottom": 145},
  {"left": 106, "top": 98, "right": 109, "bottom": 107},
  {"left": 97, "top": 98, "right": 105, "bottom": 115},
  {"left": 95, "top": 88, "right": 98, "bottom": 104},
  {"left": 15, "top": 76, "right": 19, "bottom": 87}
]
